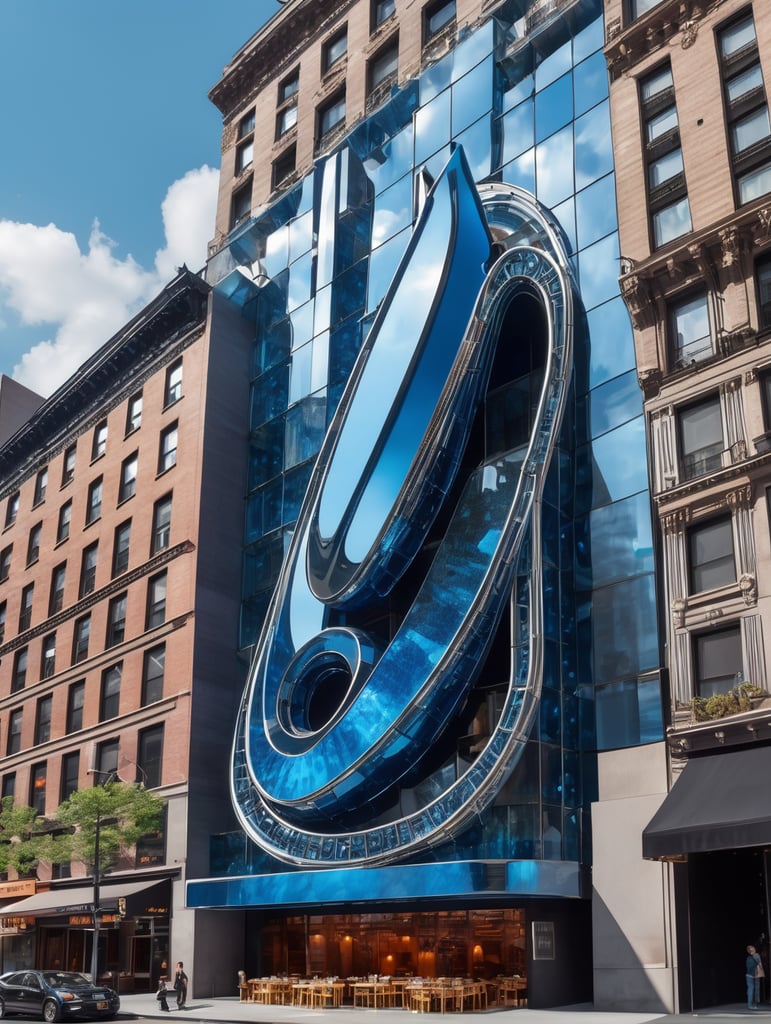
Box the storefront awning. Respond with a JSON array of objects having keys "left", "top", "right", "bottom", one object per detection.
[
  {"left": 642, "top": 744, "right": 771, "bottom": 860},
  {"left": 0, "top": 878, "right": 169, "bottom": 919}
]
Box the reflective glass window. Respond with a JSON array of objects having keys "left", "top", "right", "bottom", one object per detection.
[
  {"left": 425, "top": 0, "right": 455, "bottom": 41},
  {"left": 649, "top": 147, "right": 683, "bottom": 189},
  {"left": 577, "top": 232, "right": 620, "bottom": 310},
  {"left": 739, "top": 163, "right": 771, "bottom": 204},
  {"left": 501, "top": 99, "right": 534, "bottom": 165},
  {"left": 502, "top": 148, "right": 535, "bottom": 194},
  {"left": 678, "top": 396, "right": 723, "bottom": 480},
  {"left": 580, "top": 574, "right": 659, "bottom": 683},
  {"left": 575, "top": 491, "right": 654, "bottom": 589},
  {"left": 670, "top": 290, "right": 712, "bottom": 366},
  {"left": 535, "top": 73, "right": 573, "bottom": 143},
  {"left": 576, "top": 416, "right": 648, "bottom": 512},
  {"left": 688, "top": 516, "right": 735, "bottom": 593},
  {"left": 535, "top": 39, "right": 572, "bottom": 91},
  {"left": 323, "top": 29, "right": 347, "bottom": 72},
  {"left": 573, "top": 52, "right": 607, "bottom": 117},
  {"left": 414, "top": 88, "right": 452, "bottom": 166},
  {"left": 574, "top": 101, "right": 613, "bottom": 190},
  {"left": 652, "top": 195, "right": 692, "bottom": 247},
  {"left": 595, "top": 677, "right": 663, "bottom": 750},
  {"left": 536, "top": 124, "right": 574, "bottom": 207},
  {"left": 630, "top": 0, "right": 665, "bottom": 18},
  {"left": 451, "top": 57, "right": 492, "bottom": 136},
  {"left": 367, "top": 227, "right": 410, "bottom": 312},
  {"left": 575, "top": 173, "right": 617, "bottom": 249},
  {"left": 453, "top": 115, "right": 492, "bottom": 181},
  {"left": 720, "top": 14, "right": 756, "bottom": 58}
]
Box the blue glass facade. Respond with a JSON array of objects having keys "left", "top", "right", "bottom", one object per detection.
[{"left": 193, "top": 0, "right": 662, "bottom": 910}]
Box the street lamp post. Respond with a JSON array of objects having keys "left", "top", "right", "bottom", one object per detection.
[{"left": 90, "top": 805, "right": 103, "bottom": 984}]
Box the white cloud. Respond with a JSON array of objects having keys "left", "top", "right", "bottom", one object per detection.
[{"left": 0, "top": 164, "right": 220, "bottom": 397}]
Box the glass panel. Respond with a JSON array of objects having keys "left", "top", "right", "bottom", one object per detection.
[
  {"left": 535, "top": 39, "right": 571, "bottom": 91},
  {"left": 502, "top": 148, "right": 535, "bottom": 193},
  {"left": 726, "top": 63, "right": 764, "bottom": 104},
  {"left": 501, "top": 99, "right": 534, "bottom": 165},
  {"left": 671, "top": 291, "right": 711, "bottom": 364},
  {"left": 576, "top": 491, "right": 655, "bottom": 589},
  {"left": 573, "top": 51, "right": 608, "bottom": 117},
  {"left": 640, "top": 65, "right": 673, "bottom": 101},
  {"left": 536, "top": 124, "right": 574, "bottom": 207},
  {"left": 739, "top": 162, "right": 771, "bottom": 204},
  {"left": 574, "top": 101, "right": 613, "bottom": 190},
  {"left": 653, "top": 196, "right": 692, "bottom": 247},
  {"left": 451, "top": 57, "right": 492, "bottom": 136},
  {"left": 646, "top": 105, "right": 678, "bottom": 143},
  {"left": 414, "top": 89, "right": 452, "bottom": 166},
  {"left": 632, "top": 0, "right": 665, "bottom": 17},
  {"left": 575, "top": 416, "right": 649, "bottom": 511},
  {"left": 453, "top": 115, "right": 492, "bottom": 182},
  {"left": 649, "top": 147, "right": 683, "bottom": 188},
  {"left": 581, "top": 574, "right": 659, "bottom": 684},
  {"left": 731, "top": 105, "right": 770, "bottom": 153},
  {"left": 689, "top": 518, "right": 735, "bottom": 592},
  {"left": 679, "top": 398, "right": 722, "bottom": 478},
  {"left": 720, "top": 15, "right": 756, "bottom": 59},
  {"left": 535, "top": 73, "right": 573, "bottom": 144},
  {"left": 577, "top": 232, "right": 620, "bottom": 309},
  {"left": 695, "top": 627, "right": 742, "bottom": 696},
  {"left": 575, "top": 173, "right": 617, "bottom": 249}
]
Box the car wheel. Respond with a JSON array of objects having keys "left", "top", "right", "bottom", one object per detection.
[{"left": 42, "top": 1000, "right": 60, "bottom": 1024}]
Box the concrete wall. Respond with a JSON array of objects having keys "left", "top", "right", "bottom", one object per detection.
[{"left": 592, "top": 742, "right": 678, "bottom": 1012}]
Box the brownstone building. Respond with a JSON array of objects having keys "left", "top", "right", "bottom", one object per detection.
[{"left": 0, "top": 270, "right": 252, "bottom": 990}]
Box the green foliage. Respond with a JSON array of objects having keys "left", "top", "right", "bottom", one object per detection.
[
  {"left": 0, "top": 798, "right": 46, "bottom": 875},
  {"left": 47, "top": 782, "right": 165, "bottom": 872},
  {"left": 689, "top": 684, "right": 766, "bottom": 722}
]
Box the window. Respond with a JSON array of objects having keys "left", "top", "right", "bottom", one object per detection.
[
  {"left": 57, "top": 500, "right": 72, "bottom": 544},
  {"left": 317, "top": 91, "right": 346, "bottom": 150},
  {"left": 718, "top": 13, "right": 771, "bottom": 205},
  {"left": 236, "top": 137, "right": 254, "bottom": 174},
  {"left": 323, "top": 28, "right": 347, "bottom": 72},
  {"left": 72, "top": 614, "right": 90, "bottom": 664},
  {"left": 165, "top": 360, "right": 183, "bottom": 406},
  {"left": 0, "top": 545, "right": 10, "bottom": 582},
  {"left": 629, "top": 0, "right": 664, "bottom": 18},
  {"left": 7, "top": 710, "right": 22, "bottom": 755},
  {"left": 273, "top": 145, "right": 297, "bottom": 190},
  {"left": 62, "top": 445, "right": 76, "bottom": 486},
  {"left": 276, "top": 104, "right": 297, "bottom": 140},
  {"left": 95, "top": 739, "right": 119, "bottom": 782},
  {"left": 138, "top": 724, "right": 164, "bottom": 789},
  {"left": 60, "top": 751, "right": 79, "bottom": 801},
  {"left": 158, "top": 424, "right": 178, "bottom": 473},
  {"left": 112, "top": 521, "right": 131, "bottom": 577},
  {"left": 670, "top": 290, "right": 712, "bottom": 368},
  {"left": 92, "top": 420, "right": 108, "bottom": 460},
  {"left": 688, "top": 516, "right": 735, "bottom": 593},
  {"left": 694, "top": 625, "right": 742, "bottom": 697},
  {"left": 33, "top": 468, "right": 48, "bottom": 507},
  {"left": 230, "top": 179, "right": 252, "bottom": 230},
  {"left": 146, "top": 572, "right": 167, "bottom": 629},
  {"left": 49, "top": 563, "right": 66, "bottom": 616},
  {"left": 640, "top": 63, "right": 691, "bottom": 248},
  {"left": 279, "top": 71, "right": 299, "bottom": 104},
  {"left": 368, "top": 40, "right": 398, "bottom": 98},
  {"left": 119, "top": 453, "right": 138, "bottom": 503},
  {"left": 100, "top": 664, "right": 122, "bottom": 721},
  {"left": 238, "top": 109, "right": 255, "bottom": 137},
  {"left": 151, "top": 495, "right": 172, "bottom": 554},
  {"left": 19, "top": 583, "right": 34, "bottom": 631},
  {"left": 372, "top": 0, "right": 396, "bottom": 29},
  {"left": 79, "top": 542, "right": 98, "bottom": 598},
  {"left": 35, "top": 695, "right": 52, "bottom": 745},
  {"left": 678, "top": 396, "right": 723, "bottom": 480},
  {"left": 5, "top": 492, "right": 19, "bottom": 529},
  {"left": 106, "top": 593, "right": 127, "bottom": 648},
  {"left": 424, "top": 0, "right": 455, "bottom": 42},
  {"left": 0, "top": 602, "right": 5, "bottom": 644},
  {"left": 11, "top": 648, "right": 27, "bottom": 693},
  {"left": 757, "top": 253, "right": 771, "bottom": 331},
  {"left": 26, "top": 522, "right": 41, "bottom": 566},
  {"left": 142, "top": 644, "right": 166, "bottom": 705},
  {"left": 66, "top": 681, "right": 85, "bottom": 733},
  {"left": 86, "top": 477, "right": 102, "bottom": 524},
  {"left": 2, "top": 773, "right": 15, "bottom": 800},
  {"left": 126, "top": 393, "right": 143, "bottom": 434},
  {"left": 40, "top": 633, "right": 56, "bottom": 680},
  {"left": 30, "top": 763, "right": 46, "bottom": 815}
]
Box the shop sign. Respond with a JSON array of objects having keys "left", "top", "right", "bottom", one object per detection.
[
  {"left": 0, "top": 916, "right": 35, "bottom": 932},
  {"left": 69, "top": 914, "right": 119, "bottom": 927},
  {"left": 0, "top": 879, "right": 36, "bottom": 898}
]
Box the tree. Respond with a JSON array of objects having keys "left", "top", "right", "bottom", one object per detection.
[
  {"left": 0, "top": 797, "right": 47, "bottom": 876},
  {"left": 46, "top": 781, "right": 165, "bottom": 872}
]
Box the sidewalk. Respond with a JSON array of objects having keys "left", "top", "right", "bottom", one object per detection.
[{"left": 116, "top": 991, "right": 771, "bottom": 1024}]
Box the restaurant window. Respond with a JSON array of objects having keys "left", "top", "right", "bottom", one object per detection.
[
  {"left": 372, "top": 0, "right": 396, "bottom": 30},
  {"left": 158, "top": 423, "right": 178, "bottom": 474},
  {"left": 72, "top": 615, "right": 90, "bottom": 665},
  {"left": 146, "top": 572, "right": 167, "bottom": 630},
  {"left": 95, "top": 738, "right": 119, "bottom": 781},
  {"left": 49, "top": 562, "right": 66, "bottom": 616},
  {"left": 0, "top": 545, "right": 10, "bottom": 582},
  {"left": 60, "top": 751, "right": 79, "bottom": 801},
  {"left": 33, "top": 468, "right": 48, "bottom": 507},
  {"left": 151, "top": 494, "right": 172, "bottom": 554},
  {"left": 118, "top": 452, "right": 138, "bottom": 503},
  {"left": 640, "top": 62, "right": 691, "bottom": 249},
  {"left": 5, "top": 492, "right": 19, "bottom": 528},
  {"left": 40, "top": 633, "right": 56, "bottom": 680},
  {"left": 11, "top": 648, "right": 27, "bottom": 694},
  {"left": 142, "top": 645, "right": 166, "bottom": 706},
  {"left": 86, "top": 477, "right": 102, "bottom": 525},
  {"left": 106, "top": 593, "right": 127, "bottom": 649},
  {"left": 669, "top": 289, "right": 712, "bottom": 369},
  {"left": 678, "top": 395, "right": 723, "bottom": 481},
  {"left": 688, "top": 516, "right": 735, "bottom": 593},
  {"left": 424, "top": 0, "right": 456, "bottom": 42},
  {"left": 273, "top": 146, "right": 297, "bottom": 190},
  {"left": 138, "top": 724, "right": 164, "bottom": 789},
  {"left": 79, "top": 542, "right": 98, "bottom": 598},
  {"left": 66, "top": 680, "right": 85, "bottom": 734},
  {"left": 126, "top": 392, "right": 143, "bottom": 434},
  {"left": 230, "top": 179, "right": 253, "bottom": 230},
  {"left": 718, "top": 12, "right": 771, "bottom": 206},
  {"left": 30, "top": 763, "right": 46, "bottom": 815},
  {"left": 62, "top": 444, "right": 76, "bottom": 486},
  {"left": 91, "top": 420, "right": 108, "bottom": 461},
  {"left": 100, "top": 664, "right": 122, "bottom": 722},
  {"left": 165, "top": 360, "right": 183, "bottom": 407},
  {"left": 2, "top": 773, "right": 15, "bottom": 800},
  {"left": 26, "top": 522, "right": 41, "bottom": 566},
  {"left": 756, "top": 253, "right": 771, "bottom": 332},
  {"left": 35, "top": 695, "right": 52, "bottom": 745},
  {"left": 7, "top": 710, "right": 22, "bottom": 756},
  {"left": 57, "top": 500, "right": 72, "bottom": 544},
  {"left": 694, "top": 624, "right": 742, "bottom": 697},
  {"left": 19, "top": 583, "right": 34, "bottom": 631},
  {"left": 322, "top": 28, "right": 347, "bottom": 73},
  {"left": 112, "top": 520, "right": 131, "bottom": 577}
]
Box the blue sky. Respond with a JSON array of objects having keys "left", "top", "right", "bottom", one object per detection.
[{"left": 0, "top": 1, "right": 282, "bottom": 396}]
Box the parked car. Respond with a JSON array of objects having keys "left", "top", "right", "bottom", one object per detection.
[{"left": 0, "top": 971, "right": 119, "bottom": 1022}]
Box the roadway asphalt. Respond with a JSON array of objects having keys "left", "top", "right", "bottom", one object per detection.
[{"left": 115, "top": 990, "right": 771, "bottom": 1024}]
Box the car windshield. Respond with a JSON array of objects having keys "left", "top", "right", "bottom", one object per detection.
[{"left": 42, "top": 973, "right": 92, "bottom": 989}]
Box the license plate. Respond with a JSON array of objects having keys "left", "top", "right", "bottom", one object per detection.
[{"left": 96, "top": 1001, "right": 108, "bottom": 1010}]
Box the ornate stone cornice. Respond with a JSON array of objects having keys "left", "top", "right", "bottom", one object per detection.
[{"left": 604, "top": 0, "right": 722, "bottom": 81}]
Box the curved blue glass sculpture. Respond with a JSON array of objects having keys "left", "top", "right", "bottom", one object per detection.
[{"left": 231, "top": 144, "right": 575, "bottom": 866}]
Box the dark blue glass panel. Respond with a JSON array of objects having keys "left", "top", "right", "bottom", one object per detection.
[
  {"left": 329, "top": 315, "right": 364, "bottom": 387},
  {"left": 283, "top": 460, "right": 315, "bottom": 524},
  {"left": 362, "top": 124, "right": 415, "bottom": 194},
  {"left": 576, "top": 173, "right": 617, "bottom": 249},
  {"left": 574, "top": 100, "right": 613, "bottom": 191},
  {"left": 535, "top": 73, "right": 573, "bottom": 144},
  {"left": 451, "top": 57, "right": 493, "bottom": 136},
  {"left": 253, "top": 317, "right": 291, "bottom": 376},
  {"left": 331, "top": 260, "right": 368, "bottom": 326},
  {"left": 415, "top": 89, "right": 452, "bottom": 166},
  {"left": 562, "top": 690, "right": 579, "bottom": 749},
  {"left": 535, "top": 38, "right": 572, "bottom": 91},
  {"left": 502, "top": 99, "right": 534, "bottom": 164},
  {"left": 373, "top": 174, "right": 413, "bottom": 245},
  {"left": 420, "top": 47, "right": 454, "bottom": 104},
  {"left": 245, "top": 477, "right": 284, "bottom": 541},
  {"left": 539, "top": 687, "right": 562, "bottom": 744},
  {"left": 501, "top": 47, "right": 534, "bottom": 114},
  {"left": 248, "top": 419, "right": 284, "bottom": 491},
  {"left": 579, "top": 575, "right": 659, "bottom": 685},
  {"left": 595, "top": 677, "right": 663, "bottom": 750},
  {"left": 577, "top": 369, "right": 643, "bottom": 444},
  {"left": 573, "top": 14, "right": 604, "bottom": 63},
  {"left": 288, "top": 341, "right": 312, "bottom": 405},
  {"left": 451, "top": 18, "right": 493, "bottom": 80},
  {"left": 576, "top": 232, "right": 620, "bottom": 309},
  {"left": 502, "top": 149, "right": 535, "bottom": 193},
  {"left": 367, "top": 227, "right": 410, "bottom": 312},
  {"left": 284, "top": 395, "right": 327, "bottom": 469},
  {"left": 575, "top": 416, "right": 648, "bottom": 513},
  {"left": 535, "top": 125, "right": 574, "bottom": 207},
  {"left": 541, "top": 744, "right": 562, "bottom": 803},
  {"left": 562, "top": 749, "right": 579, "bottom": 807},
  {"left": 288, "top": 300, "right": 314, "bottom": 352},
  {"left": 563, "top": 809, "right": 579, "bottom": 861},
  {"left": 288, "top": 250, "right": 314, "bottom": 312},
  {"left": 639, "top": 675, "right": 665, "bottom": 744},
  {"left": 575, "top": 491, "right": 654, "bottom": 589},
  {"left": 311, "top": 331, "right": 329, "bottom": 393},
  {"left": 573, "top": 51, "right": 608, "bottom": 117},
  {"left": 250, "top": 363, "right": 289, "bottom": 431},
  {"left": 584, "top": 296, "right": 636, "bottom": 389}
]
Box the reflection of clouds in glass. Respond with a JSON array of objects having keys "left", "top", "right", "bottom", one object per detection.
[
  {"left": 574, "top": 101, "right": 613, "bottom": 191},
  {"left": 372, "top": 206, "right": 410, "bottom": 247},
  {"left": 535, "top": 126, "right": 574, "bottom": 207},
  {"left": 577, "top": 232, "right": 620, "bottom": 309}
]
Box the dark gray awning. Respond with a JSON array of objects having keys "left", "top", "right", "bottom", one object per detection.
[
  {"left": 642, "top": 744, "right": 771, "bottom": 860},
  {"left": 0, "top": 878, "right": 169, "bottom": 919}
]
